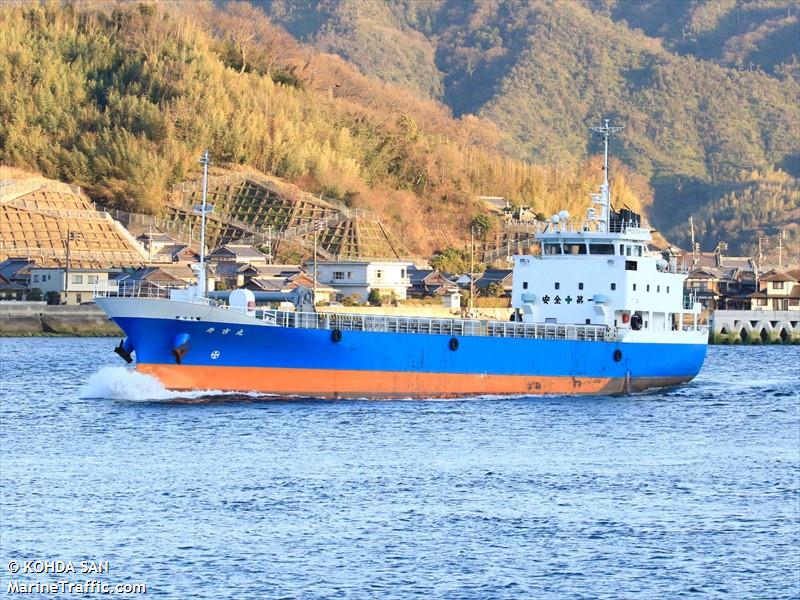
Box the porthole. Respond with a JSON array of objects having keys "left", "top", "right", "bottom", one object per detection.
[
  {"left": 613, "top": 349, "right": 622, "bottom": 362},
  {"left": 449, "top": 337, "right": 459, "bottom": 351},
  {"left": 331, "top": 329, "right": 343, "bottom": 343}
]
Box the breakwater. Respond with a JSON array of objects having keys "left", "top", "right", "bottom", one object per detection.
[
  {"left": 710, "top": 309, "right": 800, "bottom": 345},
  {"left": 0, "top": 302, "right": 121, "bottom": 336}
]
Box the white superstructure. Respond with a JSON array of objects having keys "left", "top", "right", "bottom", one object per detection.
[{"left": 510, "top": 120, "right": 704, "bottom": 343}]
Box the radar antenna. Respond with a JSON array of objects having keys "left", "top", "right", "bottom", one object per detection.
[{"left": 589, "top": 119, "right": 624, "bottom": 232}]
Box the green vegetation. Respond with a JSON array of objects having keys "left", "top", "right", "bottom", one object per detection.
[
  {"left": 0, "top": 1, "right": 649, "bottom": 257},
  {"left": 265, "top": 0, "right": 800, "bottom": 254},
  {"left": 430, "top": 247, "right": 482, "bottom": 274}
]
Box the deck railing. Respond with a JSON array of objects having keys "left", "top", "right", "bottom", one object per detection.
[
  {"left": 259, "top": 309, "right": 614, "bottom": 342},
  {"left": 94, "top": 283, "right": 615, "bottom": 341}
]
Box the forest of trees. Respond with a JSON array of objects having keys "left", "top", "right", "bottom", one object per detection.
[
  {"left": 265, "top": 0, "right": 800, "bottom": 255},
  {"left": 0, "top": 1, "right": 653, "bottom": 256}
]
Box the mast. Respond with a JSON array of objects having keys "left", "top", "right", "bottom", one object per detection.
[
  {"left": 197, "top": 149, "right": 211, "bottom": 297},
  {"left": 589, "top": 118, "right": 623, "bottom": 232}
]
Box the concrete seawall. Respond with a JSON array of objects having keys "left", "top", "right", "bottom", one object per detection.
[
  {"left": 710, "top": 310, "right": 800, "bottom": 344},
  {"left": 0, "top": 302, "right": 122, "bottom": 336}
]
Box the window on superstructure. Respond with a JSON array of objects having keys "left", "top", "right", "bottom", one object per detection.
[
  {"left": 590, "top": 244, "right": 615, "bottom": 255},
  {"left": 667, "top": 286, "right": 670, "bottom": 293},
  {"left": 611, "top": 283, "right": 617, "bottom": 291},
  {"left": 625, "top": 260, "right": 638, "bottom": 271},
  {"left": 633, "top": 246, "right": 643, "bottom": 257},
  {"left": 545, "top": 244, "right": 562, "bottom": 255},
  {"left": 633, "top": 284, "right": 637, "bottom": 291},
  {"left": 619, "top": 244, "right": 624, "bottom": 255},
  {"left": 578, "top": 282, "right": 584, "bottom": 290},
  {"left": 657, "top": 285, "right": 660, "bottom": 293},
  {"left": 564, "top": 243, "right": 586, "bottom": 255},
  {"left": 647, "top": 285, "right": 650, "bottom": 292},
  {"left": 522, "top": 282, "right": 528, "bottom": 290},
  {"left": 554, "top": 282, "right": 560, "bottom": 290}
]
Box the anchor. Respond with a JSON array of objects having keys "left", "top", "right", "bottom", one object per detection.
[{"left": 113, "top": 338, "right": 134, "bottom": 364}]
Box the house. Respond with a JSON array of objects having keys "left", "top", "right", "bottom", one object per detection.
[
  {"left": 473, "top": 269, "right": 513, "bottom": 296},
  {"left": 136, "top": 231, "right": 179, "bottom": 254},
  {"left": 150, "top": 244, "right": 199, "bottom": 264},
  {"left": 115, "top": 267, "right": 187, "bottom": 296},
  {"left": 311, "top": 260, "right": 412, "bottom": 303},
  {"left": 0, "top": 273, "right": 28, "bottom": 300},
  {"left": 214, "top": 262, "right": 261, "bottom": 289},
  {"left": 0, "top": 258, "right": 36, "bottom": 287},
  {"left": 153, "top": 263, "right": 215, "bottom": 289},
  {"left": 28, "top": 265, "right": 119, "bottom": 305},
  {"left": 749, "top": 271, "right": 800, "bottom": 311},
  {"left": 685, "top": 268, "right": 722, "bottom": 309},
  {"left": 407, "top": 268, "right": 458, "bottom": 297},
  {"left": 246, "top": 266, "right": 337, "bottom": 304},
  {"left": 208, "top": 244, "right": 269, "bottom": 266}
]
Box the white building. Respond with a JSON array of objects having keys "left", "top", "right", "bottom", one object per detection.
[
  {"left": 311, "top": 260, "right": 412, "bottom": 302},
  {"left": 29, "top": 266, "right": 118, "bottom": 305}
]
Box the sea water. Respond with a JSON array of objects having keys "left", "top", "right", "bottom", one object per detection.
[{"left": 0, "top": 338, "right": 798, "bottom": 598}]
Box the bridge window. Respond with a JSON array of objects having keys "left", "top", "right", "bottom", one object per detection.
[
  {"left": 544, "top": 244, "right": 562, "bottom": 255},
  {"left": 590, "top": 243, "right": 615, "bottom": 255},
  {"left": 564, "top": 243, "right": 587, "bottom": 255}
]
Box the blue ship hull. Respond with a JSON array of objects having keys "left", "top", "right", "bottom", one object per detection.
[{"left": 113, "top": 314, "right": 708, "bottom": 398}]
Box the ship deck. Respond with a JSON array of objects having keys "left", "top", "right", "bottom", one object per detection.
[{"left": 261, "top": 309, "right": 615, "bottom": 342}]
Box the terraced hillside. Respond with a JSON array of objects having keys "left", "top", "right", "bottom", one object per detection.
[
  {"left": 163, "top": 173, "right": 409, "bottom": 261},
  {"left": 0, "top": 178, "right": 147, "bottom": 267}
]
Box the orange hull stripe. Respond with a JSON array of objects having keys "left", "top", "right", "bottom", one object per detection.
[{"left": 137, "top": 363, "right": 626, "bottom": 398}]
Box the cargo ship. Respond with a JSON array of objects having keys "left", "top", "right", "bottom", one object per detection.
[{"left": 95, "top": 123, "right": 708, "bottom": 398}]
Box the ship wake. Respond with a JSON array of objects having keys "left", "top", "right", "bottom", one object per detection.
[{"left": 79, "top": 366, "right": 265, "bottom": 402}]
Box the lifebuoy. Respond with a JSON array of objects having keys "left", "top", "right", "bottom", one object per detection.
[
  {"left": 622, "top": 313, "right": 630, "bottom": 324},
  {"left": 331, "top": 329, "right": 342, "bottom": 343},
  {"left": 449, "top": 337, "right": 459, "bottom": 351},
  {"left": 630, "top": 314, "right": 643, "bottom": 331}
]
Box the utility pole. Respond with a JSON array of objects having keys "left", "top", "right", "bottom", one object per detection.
[
  {"left": 267, "top": 224, "right": 273, "bottom": 266},
  {"left": 312, "top": 220, "right": 324, "bottom": 308},
  {"left": 778, "top": 229, "right": 784, "bottom": 270},
  {"left": 689, "top": 216, "right": 698, "bottom": 266},
  {"left": 469, "top": 226, "right": 475, "bottom": 317},
  {"left": 64, "top": 228, "right": 71, "bottom": 304},
  {"left": 63, "top": 230, "right": 80, "bottom": 304},
  {"left": 197, "top": 150, "right": 211, "bottom": 296}
]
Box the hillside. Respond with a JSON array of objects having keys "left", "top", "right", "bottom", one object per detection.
[
  {"left": 0, "top": 0, "right": 651, "bottom": 258},
  {"left": 263, "top": 0, "right": 800, "bottom": 256}
]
